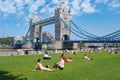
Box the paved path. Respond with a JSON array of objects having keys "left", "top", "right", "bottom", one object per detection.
[{"left": 0, "top": 51, "right": 11, "bottom": 56}]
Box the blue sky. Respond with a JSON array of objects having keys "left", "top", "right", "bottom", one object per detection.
[{"left": 0, "top": 0, "right": 120, "bottom": 40}]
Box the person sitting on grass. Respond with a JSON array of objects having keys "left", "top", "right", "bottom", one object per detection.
[
  {"left": 83, "top": 54, "right": 93, "bottom": 61},
  {"left": 34, "top": 58, "right": 54, "bottom": 72},
  {"left": 53, "top": 57, "right": 65, "bottom": 70},
  {"left": 61, "top": 53, "right": 73, "bottom": 62},
  {"left": 43, "top": 52, "right": 52, "bottom": 60}
]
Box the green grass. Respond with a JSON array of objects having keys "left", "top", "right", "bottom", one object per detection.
[{"left": 0, "top": 51, "right": 120, "bottom": 80}]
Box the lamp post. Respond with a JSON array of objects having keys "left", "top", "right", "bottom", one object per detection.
[{"left": 35, "top": 38, "right": 41, "bottom": 54}]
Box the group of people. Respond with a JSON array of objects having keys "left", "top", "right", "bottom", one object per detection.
[
  {"left": 53, "top": 53, "right": 73, "bottom": 70},
  {"left": 33, "top": 50, "right": 93, "bottom": 72},
  {"left": 34, "top": 53, "right": 73, "bottom": 72}
]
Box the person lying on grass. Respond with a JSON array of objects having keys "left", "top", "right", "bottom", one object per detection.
[
  {"left": 34, "top": 58, "right": 54, "bottom": 72},
  {"left": 83, "top": 54, "right": 93, "bottom": 61},
  {"left": 61, "top": 53, "right": 73, "bottom": 62}
]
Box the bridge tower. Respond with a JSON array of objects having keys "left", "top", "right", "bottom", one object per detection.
[
  {"left": 29, "top": 13, "right": 41, "bottom": 47},
  {"left": 28, "top": 0, "right": 72, "bottom": 49},
  {"left": 55, "top": 0, "right": 71, "bottom": 41}
]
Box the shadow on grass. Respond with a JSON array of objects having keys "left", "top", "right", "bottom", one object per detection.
[{"left": 0, "top": 70, "right": 27, "bottom": 80}]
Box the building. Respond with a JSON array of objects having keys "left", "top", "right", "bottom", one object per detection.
[{"left": 42, "top": 31, "right": 54, "bottom": 42}]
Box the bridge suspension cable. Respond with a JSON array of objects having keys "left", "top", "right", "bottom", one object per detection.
[
  {"left": 61, "top": 18, "right": 120, "bottom": 41},
  {"left": 61, "top": 18, "right": 101, "bottom": 40},
  {"left": 71, "top": 20, "right": 99, "bottom": 39},
  {"left": 101, "top": 29, "right": 120, "bottom": 38},
  {"left": 60, "top": 18, "right": 88, "bottom": 39}
]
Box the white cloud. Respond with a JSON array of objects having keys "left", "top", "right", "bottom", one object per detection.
[
  {"left": 39, "top": 0, "right": 57, "bottom": 17},
  {"left": 81, "top": 0, "right": 96, "bottom": 13},
  {"left": 0, "top": 1, "right": 16, "bottom": 14},
  {"left": 1, "top": 0, "right": 119, "bottom": 22},
  {"left": 0, "top": 0, "right": 97, "bottom": 19},
  {"left": 14, "top": 0, "right": 24, "bottom": 9},
  {"left": 29, "top": 0, "right": 45, "bottom": 13},
  {"left": 48, "top": 7, "right": 55, "bottom": 15},
  {"left": 95, "top": 0, "right": 120, "bottom": 8},
  {"left": 109, "top": 0, "right": 120, "bottom": 8},
  {"left": 71, "top": 0, "right": 80, "bottom": 10},
  {"left": 64, "top": 0, "right": 69, "bottom": 7},
  {"left": 0, "top": 0, "right": 46, "bottom": 19},
  {"left": 95, "top": 0, "right": 109, "bottom": 4},
  {"left": 52, "top": 0, "right": 59, "bottom": 4},
  {"left": 40, "top": 7, "right": 47, "bottom": 13},
  {"left": 40, "top": 5, "right": 55, "bottom": 18},
  {"left": 41, "top": 0, "right": 81, "bottom": 16},
  {"left": 70, "top": 0, "right": 81, "bottom": 15},
  {"left": 24, "top": 0, "right": 31, "bottom": 4}
]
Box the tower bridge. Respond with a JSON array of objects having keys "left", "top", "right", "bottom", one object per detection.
[
  {"left": 28, "top": 0, "right": 71, "bottom": 49},
  {"left": 15, "top": 0, "right": 120, "bottom": 49}
]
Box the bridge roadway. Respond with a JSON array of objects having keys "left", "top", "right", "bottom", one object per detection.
[
  {"left": 32, "top": 16, "right": 56, "bottom": 26},
  {"left": 63, "top": 40, "right": 120, "bottom": 43},
  {"left": 35, "top": 40, "right": 120, "bottom": 45}
]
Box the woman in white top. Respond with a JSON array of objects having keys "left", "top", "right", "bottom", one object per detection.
[
  {"left": 83, "top": 54, "right": 92, "bottom": 61},
  {"left": 53, "top": 58, "right": 65, "bottom": 70},
  {"left": 58, "top": 58, "right": 64, "bottom": 68},
  {"left": 43, "top": 52, "right": 52, "bottom": 60}
]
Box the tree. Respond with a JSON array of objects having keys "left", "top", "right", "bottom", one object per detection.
[{"left": 0, "top": 38, "right": 10, "bottom": 45}]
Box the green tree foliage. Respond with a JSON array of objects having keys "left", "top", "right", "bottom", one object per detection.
[{"left": 0, "top": 38, "right": 10, "bottom": 45}]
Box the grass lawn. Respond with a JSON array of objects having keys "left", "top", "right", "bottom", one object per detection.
[{"left": 0, "top": 51, "right": 120, "bottom": 80}]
